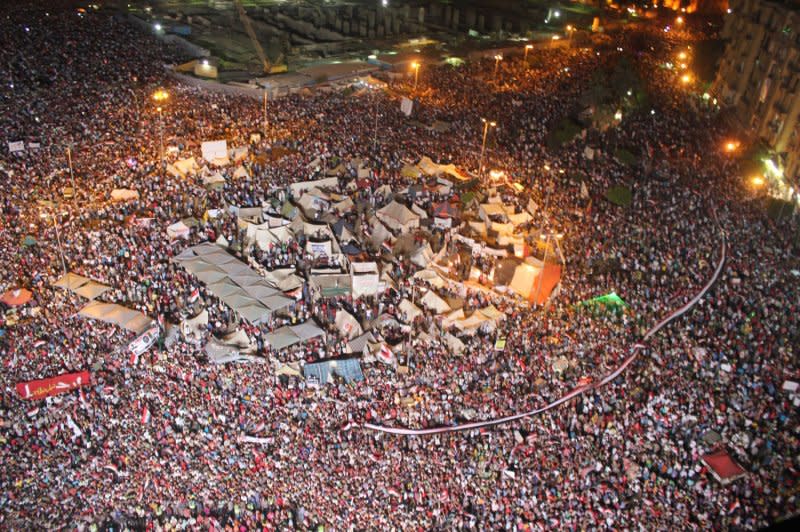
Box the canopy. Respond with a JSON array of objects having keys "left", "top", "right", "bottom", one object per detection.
[
  {"left": 78, "top": 301, "right": 152, "bottom": 333},
  {"left": 110, "top": 189, "right": 139, "bottom": 202},
  {"left": 175, "top": 243, "right": 292, "bottom": 323},
  {"left": 166, "top": 221, "right": 191, "bottom": 240},
  {"left": 420, "top": 289, "right": 451, "bottom": 314},
  {"left": 701, "top": 450, "right": 747, "bottom": 485},
  {"left": 52, "top": 272, "right": 110, "bottom": 300},
  {"left": 265, "top": 321, "right": 325, "bottom": 351},
  {"left": 418, "top": 156, "right": 469, "bottom": 180},
  {"left": 1, "top": 288, "right": 32, "bottom": 306},
  {"left": 334, "top": 309, "right": 363, "bottom": 340},
  {"left": 376, "top": 200, "right": 420, "bottom": 233},
  {"left": 174, "top": 157, "right": 199, "bottom": 176},
  {"left": 398, "top": 299, "right": 423, "bottom": 323},
  {"left": 578, "top": 291, "right": 629, "bottom": 312}
]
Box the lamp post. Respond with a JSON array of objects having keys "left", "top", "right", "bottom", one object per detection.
[
  {"left": 411, "top": 61, "right": 420, "bottom": 91},
  {"left": 263, "top": 88, "right": 268, "bottom": 139},
  {"left": 152, "top": 89, "right": 169, "bottom": 168},
  {"left": 41, "top": 209, "right": 67, "bottom": 277},
  {"left": 524, "top": 44, "right": 533, "bottom": 62},
  {"left": 65, "top": 145, "right": 77, "bottom": 202},
  {"left": 479, "top": 118, "right": 496, "bottom": 177},
  {"left": 493, "top": 54, "right": 502, "bottom": 82}
]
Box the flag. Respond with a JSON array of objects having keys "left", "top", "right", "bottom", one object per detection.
[
  {"left": 141, "top": 405, "right": 151, "bottom": 424},
  {"left": 188, "top": 287, "right": 200, "bottom": 303},
  {"left": 377, "top": 344, "right": 394, "bottom": 365},
  {"left": 130, "top": 351, "right": 139, "bottom": 366},
  {"left": 728, "top": 500, "right": 740, "bottom": 514}
]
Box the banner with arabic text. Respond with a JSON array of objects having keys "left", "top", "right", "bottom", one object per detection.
[{"left": 16, "top": 371, "right": 91, "bottom": 401}]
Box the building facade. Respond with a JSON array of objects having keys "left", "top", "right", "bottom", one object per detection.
[{"left": 713, "top": 0, "right": 800, "bottom": 190}]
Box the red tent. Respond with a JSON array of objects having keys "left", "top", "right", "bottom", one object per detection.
[
  {"left": 701, "top": 449, "right": 746, "bottom": 485},
  {"left": 1, "top": 288, "right": 32, "bottom": 307}
]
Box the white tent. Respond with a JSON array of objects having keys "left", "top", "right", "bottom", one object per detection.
[
  {"left": 110, "top": 189, "right": 139, "bottom": 202},
  {"left": 202, "top": 172, "right": 226, "bottom": 187},
  {"left": 289, "top": 177, "right": 338, "bottom": 196},
  {"left": 414, "top": 268, "right": 446, "bottom": 288},
  {"left": 417, "top": 156, "right": 468, "bottom": 180},
  {"left": 265, "top": 321, "right": 325, "bottom": 351},
  {"left": 398, "top": 299, "right": 423, "bottom": 323},
  {"left": 174, "top": 157, "right": 200, "bottom": 176},
  {"left": 166, "top": 221, "right": 191, "bottom": 240},
  {"left": 351, "top": 262, "right": 380, "bottom": 298},
  {"left": 410, "top": 243, "right": 434, "bottom": 268},
  {"left": 509, "top": 262, "right": 541, "bottom": 301},
  {"left": 229, "top": 146, "right": 249, "bottom": 163},
  {"left": 201, "top": 140, "right": 228, "bottom": 163},
  {"left": 233, "top": 166, "right": 250, "bottom": 179},
  {"left": 420, "top": 289, "right": 451, "bottom": 314},
  {"left": 53, "top": 272, "right": 111, "bottom": 300},
  {"left": 377, "top": 201, "right": 420, "bottom": 233},
  {"left": 334, "top": 309, "right": 363, "bottom": 340}
]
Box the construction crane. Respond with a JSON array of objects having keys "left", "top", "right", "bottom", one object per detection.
[{"left": 233, "top": 0, "right": 284, "bottom": 74}]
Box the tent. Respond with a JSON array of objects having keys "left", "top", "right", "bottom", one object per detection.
[
  {"left": 175, "top": 243, "right": 292, "bottom": 323},
  {"left": 265, "top": 321, "right": 325, "bottom": 351},
  {"left": 303, "top": 358, "right": 364, "bottom": 385},
  {"left": 351, "top": 262, "right": 380, "bottom": 298},
  {"left": 504, "top": 259, "right": 562, "bottom": 305},
  {"left": 420, "top": 289, "right": 451, "bottom": 314},
  {"left": 1, "top": 288, "right": 32, "bottom": 306},
  {"left": 78, "top": 301, "right": 152, "bottom": 333},
  {"left": 701, "top": 450, "right": 747, "bottom": 485},
  {"left": 417, "top": 156, "right": 469, "bottom": 180},
  {"left": 376, "top": 201, "right": 420, "bottom": 233},
  {"left": 229, "top": 146, "right": 249, "bottom": 163},
  {"left": 110, "top": 189, "right": 139, "bottom": 202},
  {"left": 410, "top": 243, "right": 434, "bottom": 268},
  {"left": 578, "top": 292, "right": 629, "bottom": 313},
  {"left": 166, "top": 221, "right": 191, "bottom": 240},
  {"left": 203, "top": 171, "right": 225, "bottom": 188},
  {"left": 174, "top": 157, "right": 199, "bottom": 176},
  {"left": 53, "top": 272, "right": 91, "bottom": 291},
  {"left": 73, "top": 280, "right": 111, "bottom": 300},
  {"left": 52, "top": 273, "right": 110, "bottom": 300},
  {"left": 398, "top": 299, "right": 423, "bottom": 323},
  {"left": 233, "top": 166, "right": 250, "bottom": 180},
  {"left": 334, "top": 309, "right": 363, "bottom": 340}
]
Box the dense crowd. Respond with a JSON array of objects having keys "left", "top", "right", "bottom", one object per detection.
[{"left": 0, "top": 4, "right": 798, "bottom": 530}]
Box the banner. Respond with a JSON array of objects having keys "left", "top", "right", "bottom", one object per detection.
[
  {"left": 7, "top": 141, "right": 24, "bottom": 153},
  {"left": 400, "top": 97, "right": 413, "bottom": 117},
  {"left": 16, "top": 371, "right": 91, "bottom": 400}
]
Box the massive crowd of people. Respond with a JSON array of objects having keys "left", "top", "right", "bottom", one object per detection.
[{"left": 0, "top": 4, "right": 797, "bottom": 530}]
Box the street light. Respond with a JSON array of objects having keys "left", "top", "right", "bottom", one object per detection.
[
  {"left": 152, "top": 89, "right": 169, "bottom": 168},
  {"left": 479, "top": 118, "right": 496, "bottom": 177},
  {"left": 524, "top": 44, "right": 533, "bottom": 62},
  {"left": 493, "top": 54, "right": 502, "bottom": 82},
  {"left": 40, "top": 209, "right": 68, "bottom": 276},
  {"left": 725, "top": 141, "right": 739, "bottom": 153},
  {"left": 411, "top": 61, "right": 420, "bottom": 91},
  {"left": 680, "top": 73, "right": 692, "bottom": 84},
  {"left": 751, "top": 176, "right": 765, "bottom": 187},
  {"left": 566, "top": 25, "right": 574, "bottom": 39}
]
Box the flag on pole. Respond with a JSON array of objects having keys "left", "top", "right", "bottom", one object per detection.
[
  {"left": 141, "top": 405, "right": 151, "bottom": 424},
  {"left": 377, "top": 343, "right": 394, "bottom": 365}
]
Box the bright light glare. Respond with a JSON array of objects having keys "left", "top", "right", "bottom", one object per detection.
[
  {"left": 154, "top": 23, "right": 162, "bottom": 31},
  {"left": 751, "top": 176, "right": 765, "bottom": 187}
]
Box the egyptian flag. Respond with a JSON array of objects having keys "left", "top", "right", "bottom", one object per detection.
[
  {"left": 141, "top": 405, "right": 151, "bottom": 424},
  {"left": 130, "top": 350, "right": 140, "bottom": 367},
  {"left": 377, "top": 343, "right": 394, "bottom": 365},
  {"left": 188, "top": 287, "right": 200, "bottom": 303},
  {"left": 728, "top": 500, "right": 741, "bottom": 514}
]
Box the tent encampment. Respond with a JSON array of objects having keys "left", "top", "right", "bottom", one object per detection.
[{"left": 376, "top": 201, "right": 420, "bottom": 233}]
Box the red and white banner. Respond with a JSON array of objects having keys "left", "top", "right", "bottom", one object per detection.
[{"left": 16, "top": 371, "right": 91, "bottom": 401}]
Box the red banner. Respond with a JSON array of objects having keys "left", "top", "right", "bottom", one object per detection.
[{"left": 16, "top": 371, "right": 91, "bottom": 401}]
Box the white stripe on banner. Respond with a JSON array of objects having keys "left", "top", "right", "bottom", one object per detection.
[{"left": 363, "top": 218, "right": 727, "bottom": 436}]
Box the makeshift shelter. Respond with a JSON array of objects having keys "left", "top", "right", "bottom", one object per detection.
[
  {"left": 578, "top": 292, "right": 629, "bottom": 313},
  {"left": 334, "top": 309, "right": 363, "bottom": 340},
  {"left": 410, "top": 243, "right": 434, "bottom": 268},
  {"left": 351, "top": 262, "right": 380, "bottom": 297},
  {"left": 500, "top": 259, "right": 563, "bottom": 305},
  {"left": 420, "top": 289, "right": 451, "bottom": 314},
  {"left": 701, "top": 450, "right": 747, "bottom": 485},
  {"left": 174, "top": 243, "right": 292, "bottom": 323},
  {"left": 417, "top": 156, "right": 469, "bottom": 180},
  {"left": 53, "top": 272, "right": 91, "bottom": 291},
  {"left": 174, "top": 157, "right": 199, "bottom": 176},
  {"left": 304, "top": 358, "right": 364, "bottom": 385},
  {"left": 265, "top": 321, "right": 325, "bottom": 351},
  {"left": 233, "top": 166, "right": 250, "bottom": 180},
  {"left": 398, "top": 299, "right": 423, "bottom": 323},
  {"left": 376, "top": 201, "right": 420, "bottom": 233},
  {"left": 229, "top": 146, "right": 248, "bottom": 163},
  {"left": 166, "top": 221, "right": 191, "bottom": 240},
  {"left": 78, "top": 301, "right": 152, "bottom": 333},
  {"left": 1, "top": 288, "right": 32, "bottom": 307},
  {"left": 110, "top": 189, "right": 139, "bottom": 202},
  {"left": 202, "top": 172, "right": 225, "bottom": 188},
  {"left": 52, "top": 273, "right": 111, "bottom": 300}
]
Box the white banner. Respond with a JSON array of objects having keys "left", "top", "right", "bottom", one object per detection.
[
  {"left": 8, "top": 141, "right": 24, "bottom": 153},
  {"left": 400, "top": 97, "right": 413, "bottom": 117}
]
